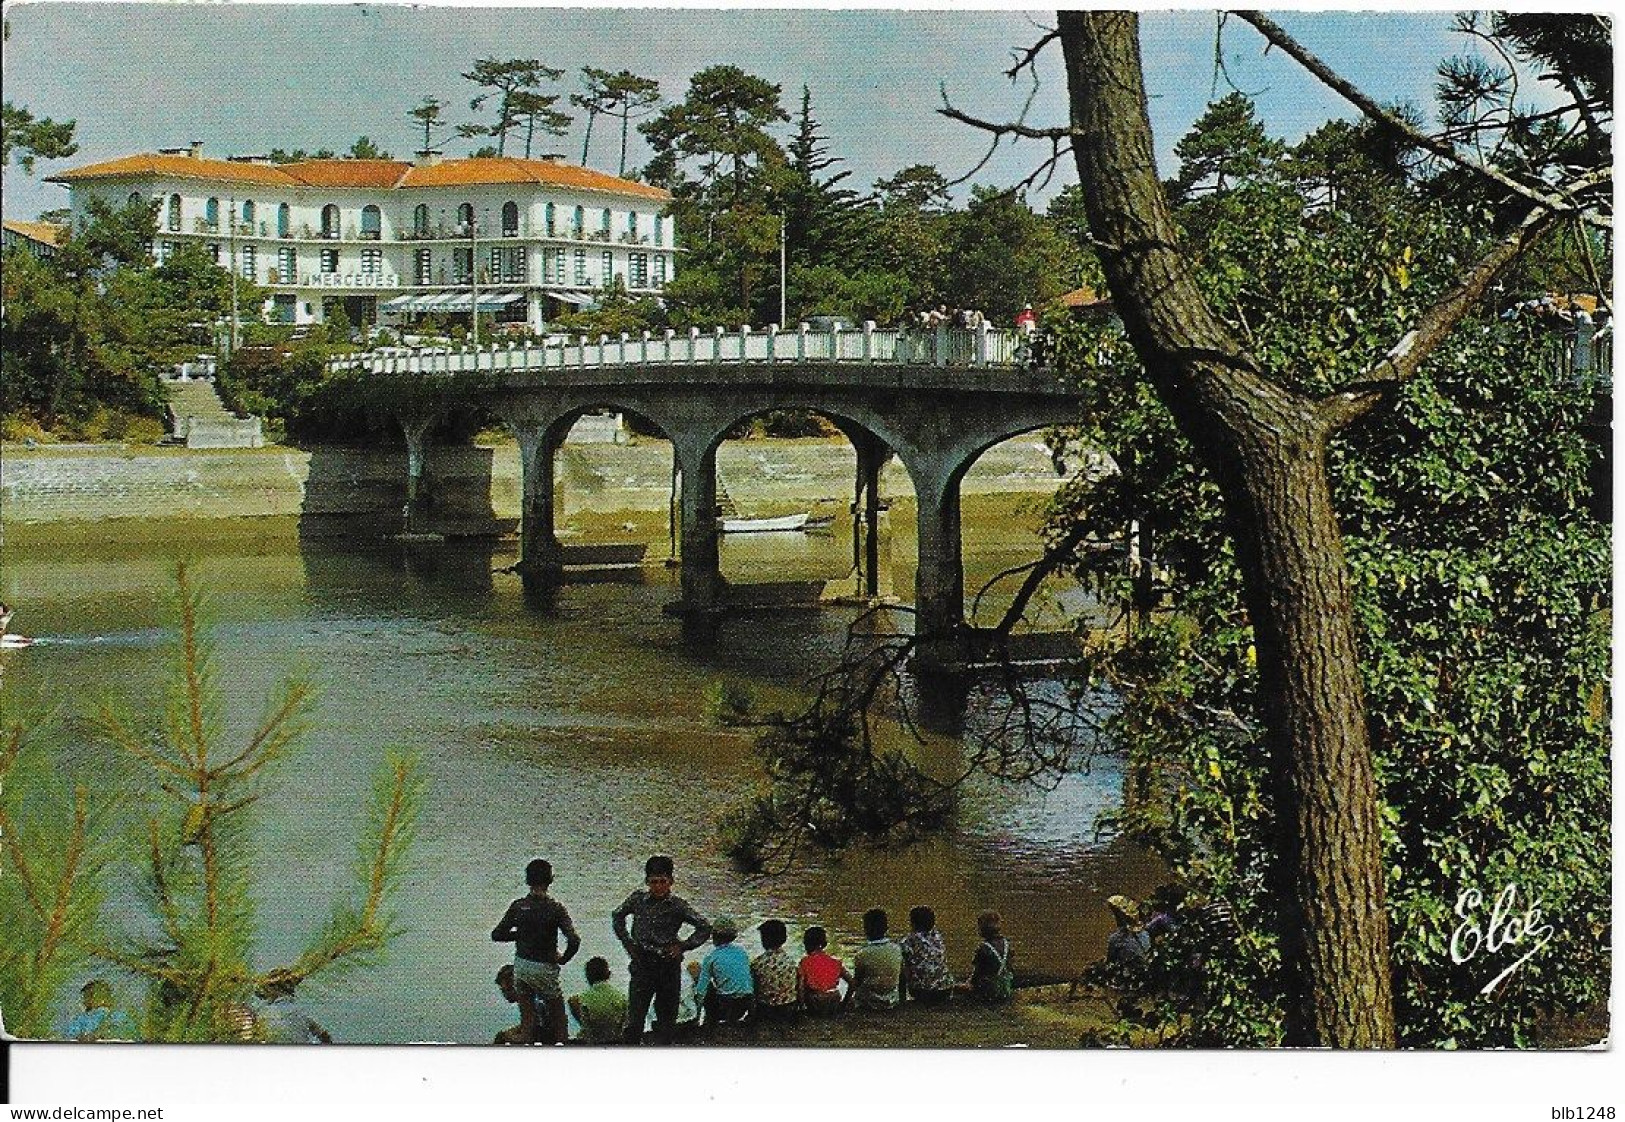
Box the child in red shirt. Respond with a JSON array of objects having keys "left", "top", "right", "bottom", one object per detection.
[{"left": 796, "top": 926, "right": 852, "bottom": 1016}]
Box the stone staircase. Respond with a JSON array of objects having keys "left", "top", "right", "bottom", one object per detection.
[{"left": 162, "top": 378, "right": 264, "bottom": 449}]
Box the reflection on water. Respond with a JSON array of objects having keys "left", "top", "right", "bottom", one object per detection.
[{"left": 1, "top": 509, "right": 1161, "bottom": 1044}]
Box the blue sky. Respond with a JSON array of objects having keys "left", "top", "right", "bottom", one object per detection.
[{"left": 4, "top": 5, "right": 1485, "bottom": 220}]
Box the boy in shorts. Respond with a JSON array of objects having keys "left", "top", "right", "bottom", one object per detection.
[{"left": 491, "top": 858, "right": 580, "bottom": 1044}]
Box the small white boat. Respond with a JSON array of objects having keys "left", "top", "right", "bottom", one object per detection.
[
  {"left": 718, "top": 513, "right": 834, "bottom": 534},
  {"left": 0, "top": 603, "right": 31, "bottom": 648}
]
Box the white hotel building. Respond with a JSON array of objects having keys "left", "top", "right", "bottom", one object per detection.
[{"left": 48, "top": 144, "right": 675, "bottom": 331}]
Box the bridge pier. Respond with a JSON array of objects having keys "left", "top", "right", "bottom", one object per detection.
[
  {"left": 512, "top": 423, "right": 564, "bottom": 580},
  {"left": 669, "top": 437, "right": 725, "bottom": 620},
  {"left": 852, "top": 433, "right": 889, "bottom": 600},
  {"left": 400, "top": 415, "right": 436, "bottom": 535},
  {"left": 912, "top": 467, "right": 966, "bottom": 674}
]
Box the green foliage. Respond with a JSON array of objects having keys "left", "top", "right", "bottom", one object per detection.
[
  {"left": 0, "top": 720, "right": 121, "bottom": 1038},
  {"left": 940, "top": 186, "right": 1074, "bottom": 320},
  {"left": 266, "top": 147, "right": 336, "bottom": 164},
  {"left": 573, "top": 67, "right": 661, "bottom": 175},
  {"left": 1051, "top": 107, "right": 1610, "bottom": 1045},
  {"left": 460, "top": 58, "right": 568, "bottom": 157},
  {"left": 1167, "top": 93, "right": 1285, "bottom": 201},
  {"left": 2, "top": 99, "right": 77, "bottom": 174},
  {"left": 408, "top": 97, "right": 450, "bottom": 153},
  {"left": 548, "top": 276, "right": 665, "bottom": 337},
  {"left": 90, "top": 564, "right": 424, "bottom": 1041},
  {"left": 704, "top": 679, "right": 756, "bottom": 726},
  {"left": 3, "top": 198, "right": 261, "bottom": 432},
  {"left": 348, "top": 136, "right": 391, "bottom": 160}
]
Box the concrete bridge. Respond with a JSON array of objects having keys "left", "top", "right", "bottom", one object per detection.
[{"left": 330, "top": 322, "right": 1083, "bottom": 665}]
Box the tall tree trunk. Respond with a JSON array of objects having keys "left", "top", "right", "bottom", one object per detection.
[
  {"left": 1059, "top": 9, "right": 1396, "bottom": 1047},
  {"left": 582, "top": 111, "right": 596, "bottom": 165},
  {"left": 618, "top": 107, "right": 631, "bottom": 176}
]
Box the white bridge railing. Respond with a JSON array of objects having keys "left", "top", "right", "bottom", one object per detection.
[{"left": 327, "top": 322, "right": 1028, "bottom": 377}]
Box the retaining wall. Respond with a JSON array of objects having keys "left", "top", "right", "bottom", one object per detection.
[{"left": 1, "top": 437, "right": 1062, "bottom": 537}]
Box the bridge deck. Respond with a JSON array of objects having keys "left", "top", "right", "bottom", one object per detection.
[{"left": 330, "top": 324, "right": 1076, "bottom": 396}]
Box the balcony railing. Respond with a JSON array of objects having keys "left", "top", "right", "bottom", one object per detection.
[{"left": 327, "top": 323, "right": 1032, "bottom": 376}]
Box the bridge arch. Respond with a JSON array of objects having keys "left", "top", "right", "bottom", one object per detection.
[
  {"left": 494, "top": 391, "right": 689, "bottom": 579},
  {"left": 699, "top": 403, "right": 921, "bottom": 603}
]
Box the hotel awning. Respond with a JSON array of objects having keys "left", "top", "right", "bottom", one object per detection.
[
  {"left": 382, "top": 291, "right": 524, "bottom": 315},
  {"left": 549, "top": 291, "right": 598, "bottom": 308}
]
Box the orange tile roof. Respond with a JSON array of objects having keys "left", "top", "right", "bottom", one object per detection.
[
  {"left": 282, "top": 159, "right": 411, "bottom": 188},
  {"left": 47, "top": 153, "right": 299, "bottom": 187},
  {"left": 48, "top": 152, "right": 670, "bottom": 200},
  {"left": 397, "top": 156, "right": 670, "bottom": 199},
  {"left": 3, "top": 218, "right": 67, "bottom": 246},
  {"left": 1055, "top": 285, "right": 1112, "bottom": 310}
]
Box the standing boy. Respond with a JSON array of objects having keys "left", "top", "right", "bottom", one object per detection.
[
  {"left": 611, "top": 854, "right": 711, "bottom": 1044},
  {"left": 491, "top": 858, "right": 581, "bottom": 1044}
]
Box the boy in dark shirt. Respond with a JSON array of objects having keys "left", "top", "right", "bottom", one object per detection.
[
  {"left": 611, "top": 854, "right": 711, "bottom": 1044},
  {"left": 491, "top": 858, "right": 581, "bottom": 1044}
]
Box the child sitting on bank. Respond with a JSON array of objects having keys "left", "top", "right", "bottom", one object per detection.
[
  {"left": 694, "top": 917, "right": 755, "bottom": 1033},
  {"left": 493, "top": 965, "right": 538, "bottom": 1045},
  {"left": 965, "top": 910, "right": 1015, "bottom": 1004},
  {"left": 751, "top": 919, "right": 801, "bottom": 1027},
  {"left": 796, "top": 926, "right": 852, "bottom": 1016},
  {"left": 900, "top": 905, "right": 955, "bottom": 1004},
  {"left": 567, "top": 956, "right": 628, "bottom": 1045}
]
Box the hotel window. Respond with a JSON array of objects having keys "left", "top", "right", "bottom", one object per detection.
[
  {"left": 320, "top": 248, "right": 339, "bottom": 274},
  {"left": 322, "top": 204, "right": 341, "bottom": 239},
  {"left": 653, "top": 254, "right": 667, "bottom": 286},
  {"left": 208, "top": 243, "right": 221, "bottom": 264},
  {"left": 278, "top": 203, "right": 291, "bottom": 238},
  {"left": 545, "top": 203, "right": 556, "bottom": 236},
  {"left": 205, "top": 198, "right": 220, "bottom": 230},
  {"left": 361, "top": 248, "right": 383, "bottom": 274},
  {"left": 278, "top": 246, "right": 297, "bottom": 282},
  {"left": 167, "top": 195, "right": 182, "bottom": 231},
  {"left": 415, "top": 248, "right": 432, "bottom": 285},
  {"left": 554, "top": 248, "right": 566, "bottom": 283},
  {"left": 453, "top": 246, "right": 472, "bottom": 283},
  {"left": 601, "top": 250, "right": 614, "bottom": 285},
  {"left": 490, "top": 247, "right": 523, "bottom": 281},
  {"left": 242, "top": 200, "right": 256, "bottom": 230},
  {"left": 501, "top": 201, "right": 519, "bottom": 237},
  {"left": 161, "top": 240, "right": 180, "bottom": 263},
  {"left": 600, "top": 208, "right": 612, "bottom": 236},
  {"left": 457, "top": 203, "right": 474, "bottom": 233},
  {"left": 128, "top": 191, "right": 143, "bottom": 208},
  {"left": 629, "top": 252, "right": 648, "bottom": 288},
  {"left": 628, "top": 212, "right": 638, "bottom": 241},
  {"left": 653, "top": 214, "right": 663, "bottom": 246},
  {"left": 413, "top": 204, "right": 430, "bottom": 237},
  {"left": 240, "top": 245, "right": 257, "bottom": 281},
  {"left": 510, "top": 247, "right": 528, "bottom": 283},
  {"left": 572, "top": 206, "right": 584, "bottom": 237},
  {"left": 573, "top": 249, "right": 587, "bottom": 284},
  {"left": 361, "top": 205, "right": 381, "bottom": 241}
]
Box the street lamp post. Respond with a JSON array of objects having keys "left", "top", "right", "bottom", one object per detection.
[
  {"left": 469, "top": 213, "right": 480, "bottom": 347},
  {"left": 778, "top": 207, "right": 787, "bottom": 327},
  {"left": 227, "top": 195, "right": 240, "bottom": 357}
]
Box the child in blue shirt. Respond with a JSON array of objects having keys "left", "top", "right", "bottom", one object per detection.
[{"left": 693, "top": 917, "right": 754, "bottom": 1033}]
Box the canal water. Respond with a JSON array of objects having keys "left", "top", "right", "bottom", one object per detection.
[{"left": 2, "top": 490, "right": 1162, "bottom": 1045}]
